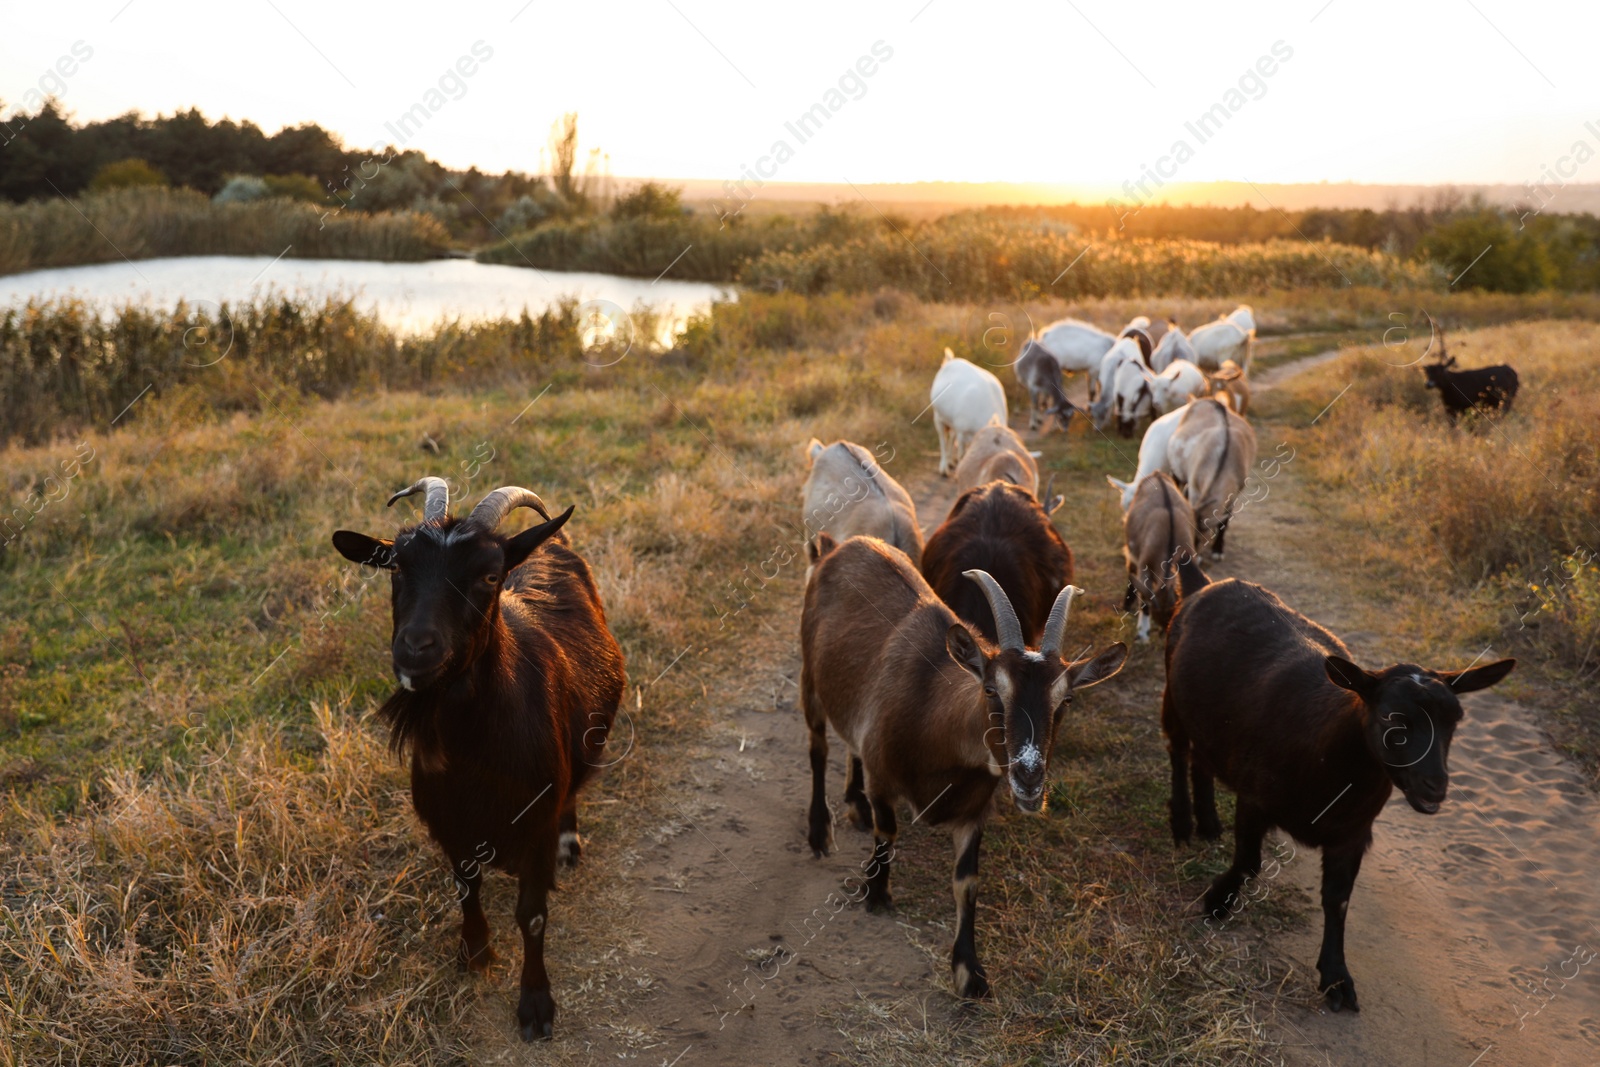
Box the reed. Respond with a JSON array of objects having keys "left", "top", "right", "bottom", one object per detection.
[{"left": 0, "top": 187, "right": 449, "bottom": 277}]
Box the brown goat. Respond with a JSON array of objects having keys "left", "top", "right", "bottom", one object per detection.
[
  {"left": 1207, "top": 359, "right": 1251, "bottom": 415},
  {"left": 1116, "top": 472, "right": 1196, "bottom": 643},
  {"left": 921, "top": 482, "right": 1074, "bottom": 647},
  {"left": 1163, "top": 558, "right": 1514, "bottom": 1012},
  {"left": 332, "top": 479, "right": 626, "bottom": 1041},
  {"left": 801, "top": 533, "right": 1126, "bottom": 996},
  {"left": 953, "top": 420, "right": 1039, "bottom": 498},
  {"left": 1167, "top": 397, "right": 1257, "bottom": 559}
]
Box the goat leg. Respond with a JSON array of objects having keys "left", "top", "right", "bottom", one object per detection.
[
  {"left": 802, "top": 672, "right": 833, "bottom": 857},
  {"left": 1164, "top": 692, "right": 1194, "bottom": 845},
  {"left": 843, "top": 755, "right": 873, "bottom": 832},
  {"left": 515, "top": 863, "right": 558, "bottom": 1040},
  {"left": 1192, "top": 761, "right": 1222, "bottom": 841},
  {"left": 557, "top": 801, "right": 582, "bottom": 868},
  {"left": 949, "top": 820, "right": 990, "bottom": 998},
  {"left": 1202, "top": 799, "right": 1266, "bottom": 919},
  {"left": 864, "top": 793, "right": 898, "bottom": 913},
  {"left": 1315, "top": 846, "right": 1365, "bottom": 1012},
  {"left": 454, "top": 865, "right": 496, "bottom": 973}
]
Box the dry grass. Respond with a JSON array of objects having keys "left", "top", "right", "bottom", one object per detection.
[{"left": 1264, "top": 319, "right": 1600, "bottom": 777}]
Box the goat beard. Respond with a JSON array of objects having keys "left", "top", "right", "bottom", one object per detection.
[{"left": 378, "top": 689, "right": 449, "bottom": 772}]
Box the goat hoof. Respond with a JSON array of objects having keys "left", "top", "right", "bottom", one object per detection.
[
  {"left": 459, "top": 942, "right": 498, "bottom": 973},
  {"left": 517, "top": 987, "right": 557, "bottom": 1041},
  {"left": 1196, "top": 815, "right": 1223, "bottom": 841},
  {"left": 557, "top": 832, "right": 583, "bottom": 868},
  {"left": 1320, "top": 976, "right": 1359, "bottom": 1013},
  {"left": 1169, "top": 812, "right": 1193, "bottom": 846},
  {"left": 845, "top": 801, "right": 873, "bottom": 832},
  {"left": 1210, "top": 551, "right": 1224, "bottom": 561},
  {"left": 954, "top": 960, "right": 991, "bottom": 999},
  {"left": 864, "top": 891, "right": 895, "bottom": 914},
  {"left": 1202, "top": 878, "right": 1242, "bottom": 921}
]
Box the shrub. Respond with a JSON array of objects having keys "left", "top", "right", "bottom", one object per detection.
[
  {"left": 87, "top": 158, "right": 167, "bottom": 192},
  {"left": 214, "top": 175, "right": 270, "bottom": 203}
]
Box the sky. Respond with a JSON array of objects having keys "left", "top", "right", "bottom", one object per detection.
[{"left": 3, "top": 0, "right": 1596, "bottom": 192}]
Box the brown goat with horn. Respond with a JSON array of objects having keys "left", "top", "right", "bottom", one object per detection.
[
  {"left": 332, "top": 477, "right": 625, "bottom": 1041},
  {"left": 800, "top": 533, "right": 1126, "bottom": 997}
]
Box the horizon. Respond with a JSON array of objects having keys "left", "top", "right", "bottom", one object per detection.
[{"left": 4, "top": 1, "right": 1596, "bottom": 198}]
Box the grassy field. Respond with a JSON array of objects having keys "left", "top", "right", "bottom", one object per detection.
[{"left": 0, "top": 290, "right": 1593, "bottom": 1063}]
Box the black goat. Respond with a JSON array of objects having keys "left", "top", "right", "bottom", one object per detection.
[
  {"left": 1421, "top": 313, "right": 1519, "bottom": 419},
  {"left": 332, "top": 478, "right": 625, "bottom": 1041},
  {"left": 1162, "top": 557, "right": 1514, "bottom": 1012}
]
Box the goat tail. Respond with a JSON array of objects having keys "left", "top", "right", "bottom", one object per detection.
[{"left": 1174, "top": 547, "right": 1210, "bottom": 599}]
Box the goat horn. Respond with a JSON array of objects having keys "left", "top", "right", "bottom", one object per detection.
[
  {"left": 1041, "top": 584, "right": 1086, "bottom": 656},
  {"left": 961, "top": 569, "right": 1026, "bottom": 652},
  {"left": 1423, "top": 311, "right": 1445, "bottom": 363},
  {"left": 464, "top": 486, "right": 554, "bottom": 532},
  {"left": 386, "top": 476, "right": 450, "bottom": 522}
]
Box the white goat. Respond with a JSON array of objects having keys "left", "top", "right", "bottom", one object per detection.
[
  {"left": 1189, "top": 305, "right": 1256, "bottom": 371},
  {"left": 1150, "top": 359, "right": 1208, "bottom": 414},
  {"left": 1035, "top": 317, "right": 1116, "bottom": 375},
  {"left": 1105, "top": 404, "right": 1189, "bottom": 510},
  {"left": 932, "top": 349, "right": 1007, "bottom": 476},
  {"left": 803, "top": 439, "right": 924, "bottom": 571},
  {"left": 1089, "top": 336, "right": 1143, "bottom": 430},
  {"left": 1111, "top": 356, "right": 1155, "bottom": 438},
  {"left": 1149, "top": 320, "right": 1197, "bottom": 373}
]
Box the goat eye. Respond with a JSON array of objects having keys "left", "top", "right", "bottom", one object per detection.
[
  {"left": 484, "top": 574, "right": 501, "bottom": 586},
  {"left": 983, "top": 685, "right": 997, "bottom": 697}
]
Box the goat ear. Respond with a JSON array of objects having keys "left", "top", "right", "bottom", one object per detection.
[
  {"left": 332, "top": 530, "right": 395, "bottom": 569},
  {"left": 807, "top": 531, "right": 837, "bottom": 566},
  {"left": 1106, "top": 475, "right": 1130, "bottom": 492},
  {"left": 1324, "top": 656, "right": 1378, "bottom": 696},
  {"left": 503, "top": 505, "right": 575, "bottom": 571},
  {"left": 1067, "top": 642, "right": 1127, "bottom": 690},
  {"left": 1437, "top": 657, "right": 1516, "bottom": 693},
  {"left": 945, "top": 624, "right": 986, "bottom": 679},
  {"left": 805, "top": 438, "right": 824, "bottom": 467}
]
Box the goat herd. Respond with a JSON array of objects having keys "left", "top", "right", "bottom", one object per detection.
[{"left": 329, "top": 307, "right": 1517, "bottom": 1041}]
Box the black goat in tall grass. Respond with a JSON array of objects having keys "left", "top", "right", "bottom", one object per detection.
[
  {"left": 333, "top": 477, "right": 626, "bottom": 1041},
  {"left": 1421, "top": 313, "right": 1519, "bottom": 420},
  {"left": 1162, "top": 557, "right": 1514, "bottom": 1012}
]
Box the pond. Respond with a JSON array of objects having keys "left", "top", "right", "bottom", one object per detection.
[{"left": 0, "top": 255, "right": 734, "bottom": 337}]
